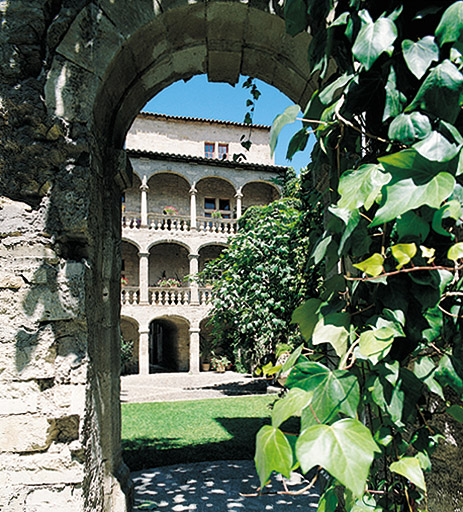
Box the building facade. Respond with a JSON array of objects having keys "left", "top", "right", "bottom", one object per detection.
[{"left": 121, "top": 113, "right": 284, "bottom": 374}]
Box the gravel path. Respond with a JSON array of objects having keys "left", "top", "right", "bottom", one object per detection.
[{"left": 121, "top": 371, "right": 279, "bottom": 403}]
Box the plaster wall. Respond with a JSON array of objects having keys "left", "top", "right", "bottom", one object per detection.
[{"left": 126, "top": 114, "right": 273, "bottom": 165}]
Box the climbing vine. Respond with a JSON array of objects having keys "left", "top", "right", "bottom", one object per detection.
[{"left": 255, "top": 1, "right": 463, "bottom": 510}]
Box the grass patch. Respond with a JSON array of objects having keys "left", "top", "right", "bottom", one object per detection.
[{"left": 121, "top": 395, "right": 276, "bottom": 470}]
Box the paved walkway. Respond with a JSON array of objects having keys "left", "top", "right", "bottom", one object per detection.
[
  {"left": 122, "top": 372, "right": 320, "bottom": 510},
  {"left": 121, "top": 371, "right": 278, "bottom": 403}
]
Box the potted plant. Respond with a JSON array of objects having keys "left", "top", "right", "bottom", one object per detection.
[
  {"left": 163, "top": 205, "right": 178, "bottom": 216},
  {"left": 200, "top": 336, "right": 213, "bottom": 371},
  {"left": 210, "top": 354, "right": 231, "bottom": 373},
  {"left": 121, "top": 276, "right": 129, "bottom": 286},
  {"left": 211, "top": 209, "right": 222, "bottom": 219},
  {"left": 156, "top": 277, "right": 182, "bottom": 288}
]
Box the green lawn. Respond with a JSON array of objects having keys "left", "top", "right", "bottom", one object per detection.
[{"left": 121, "top": 395, "right": 277, "bottom": 470}]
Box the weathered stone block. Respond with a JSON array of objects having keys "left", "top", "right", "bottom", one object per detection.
[
  {"left": 0, "top": 416, "right": 53, "bottom": 452},
  {"left": 25, "top": 486, "right": 84, "bottom": 511}
]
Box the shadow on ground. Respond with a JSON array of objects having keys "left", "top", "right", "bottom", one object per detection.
[{"left": 132, "top": 460, "right": 320, "bottom": 511}]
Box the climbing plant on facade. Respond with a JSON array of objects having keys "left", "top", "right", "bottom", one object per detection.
[
  {"left": 255, "top": 1, "right": 463, "bottom": 510},
  {"left": 200, "top": 193, "right": 320, "bottom": 371}
]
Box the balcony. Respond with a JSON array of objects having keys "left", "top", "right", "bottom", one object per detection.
[
  {"left": 122, "top": 211, "right": 238, "bottom": 235},
  {"left": 121, "top": 286, "right": 213, "bottom": 306}
]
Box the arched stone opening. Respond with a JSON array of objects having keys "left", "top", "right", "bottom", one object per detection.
[
  {"left": 120, "top": 317, "right": 140, "bottom": 375},
  {"left": 199, "top": 243, "right": 225, "bottom": 274},
  {"left": 196, "top": 176, "right": 236, "bottom": 219},
  {"left": 16, "top": 1, "right": 318, "bottom": 510},
  {"left": 242, "top": 181, "right": 280, "bottom": 211},
  {"left": 121, "top": 241, "right": 140, "bottom": 288},
  {"left": 147, "top": 172, "right": 191, "bottom": 220},
  {"left": 122, "top": 173, "right": 142, "bottom": 226},
  {"left": 148, "top": 242, "right": 189, "bottom": 288},
  {"left": 149, "top": 316, "right": 190, "bottom": 372}
]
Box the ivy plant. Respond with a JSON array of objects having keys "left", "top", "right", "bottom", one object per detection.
[{"left": 255, "top": 1, "right": 463, "bottom": 510}]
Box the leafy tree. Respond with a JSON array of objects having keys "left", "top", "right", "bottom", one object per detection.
[
  {"left": 255, "top": 1, "right": 463, "bottom": 510},
  {"left": 120, "top": 334, "right": 134, "bottom": 375},
  {"left": 200, "top": 194, "right": 320, "bottom": 371}
]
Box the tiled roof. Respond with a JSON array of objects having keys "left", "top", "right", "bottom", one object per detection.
[
  {"left": 126, "top": 149, "right": 287, "bottom": 172},
  {"left": 137, "top": 111, "right": 271, "bottom": 130}
]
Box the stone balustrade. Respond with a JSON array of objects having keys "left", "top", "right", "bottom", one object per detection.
[
  {"left": 121, "top": 286, "right": 140, "bottom": 304},
  {"left": 122, "top": 211, "right": 141, "bottom": 229},
  {"left": 198, "top": 287, "right": 213, "bottom": 304},
  {"left": 148, "top": 287, "right": 191, "bottom": 305},
  {"left": 148, "top": 213, "right": 191, "bottom": 231},
  {"left": 197, "top": 216, "right": 237, "bottom": 234}
]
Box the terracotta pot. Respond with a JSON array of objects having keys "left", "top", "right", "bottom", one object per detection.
[{"left": 201, "top": 362, "right": 211, "bottom": 372}]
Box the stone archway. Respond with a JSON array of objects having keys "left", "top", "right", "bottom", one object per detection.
[{"left": 1, "top": 2, "right": 316, "bottom": 511}]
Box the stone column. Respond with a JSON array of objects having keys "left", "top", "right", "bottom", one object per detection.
[
  {"left": 189, "top": 253, "right": 200, "bottom": 305},
  {"left": 139, "top": 251, "right": 150, "bottom": 304},
  {"left": 139, "top": 328, "right": 150, "bottom": 375},
  {"left": 235, "top": 189, "right": 243, "bottom": 219},
  {"left": 189, "top": 184, "right": 197, "bottom": 230},
  {"left": 140, "top": 175, "right": 149, "bottom": 227},
  {"left": 189, "top": 325, "right": 201, "bottom": 374}
]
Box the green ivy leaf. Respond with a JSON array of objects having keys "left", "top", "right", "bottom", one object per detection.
[
  {"left": 296, "top": 419, "right": 380, "bottom": 497},
  {"left": 414, "top": 356, "right": 444, "bottom": 399},
  {"left": 413, "top": 131, "right": 460, "bottom": 163},
  {"left": 371, "top": 172, "right": 455, "bottom": 226},
  {"left": 312, "top": 312, "right": 350, "bottom": 358},
  {"left": 286, "top": 128, "right": 309, "bottom": 160},
  {"left": 435, "top": 1, "right": 463, "bottom": 47},
  {"left": 352, "top": 17, "right": 398, "bottom": 71},
  {"left": 388, "top": 112, "right": 431, "bottom": 144},
  {"left": 432, "top": 199, "right": 461, "bottom": 237},
  {"left": 396, "top": 212, "right": 430, "bottom": 242},
  {"left": 358, "top": 326, "right": 396, "bottom": 365},
  {"left": 436, "top": 354, "right": 463, "bottom": 394},
  {"left": 291, "top": 298, "right": 322, "bottom": 341},
  {"left": 284, "top": 0, "right": 309, "bottom": 36},
  {"left": 448, "top": 242, "right": 463, "bottom": 261},
  {"left": 337, "top": 164, "right": 391, "bottom": 211},
  {"left": 383, "top": 65, "right": 407, "bottom": 121},
  {"left": 390, "top": 456, "right": 427, "bottom": 492},
  {"left": 287, "top": 361, "right": 360, "bottom": 424},
  {"left": 447, "top": 404, "right": 463, "bottom": 423},
  {"left": 353, "top": 253, "right": 384, "bottom": 277},
  {"left": 270, "top": 105, "right": 300, "bottom": 156},
  {"left": 255, "top": 425, "right": 293, "bottom": 487},
  {"left": 272, "top": 388, "right": 313, "bottom": 428},
  {"left": 402, "top": 36, "right": 439, "bottom": 80},
  {"left": 319, "top": 73, "right": 356, "bottom": 105},
  {"left": 391, "top": 243, "right": 417, "bottom": 270},
  {"left": 406, "top": 60, "right": 463, "bottom": 124}
]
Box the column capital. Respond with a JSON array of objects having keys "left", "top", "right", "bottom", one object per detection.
[
  {"left": 235, "top": 191, "right": 243, "bottom": 199},
  {"left": 189, "top": 185, "right": 197, "bottom": 195},
  {"left": 189, "top": 327, "right": 201, "bottom": 334},
  {"left": 140, "top": 175, "right": 149, "bottom": 192},
  {"left": 138, "top": 251, "right": 149, "bottom": 258},
  {"left": 188, "top": 253, "right": 199, "bottom": 260}
]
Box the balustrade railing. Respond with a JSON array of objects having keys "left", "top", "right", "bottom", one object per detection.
[
  {"left": 147, "top": 213, "right": 190, "bottom": 232},
  {"left": 198, "top": 287, "right": 213, "bottom": 305},
  {"left": 197, "top": 216, "right": 238, "bottom": 234},
  {"left": 122, "top": 211, "right": 238, "bottom": 234},
  {"left": 122, "top": 211, "right": 141, "bottom": 229},
  {"left": 121, "top": 287, "right": 140, "bottom": 305},
  {"left": 148, "top": 287, "right": 191, "bottom": 305}
]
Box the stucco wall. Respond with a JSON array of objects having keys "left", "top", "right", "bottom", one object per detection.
[{"left": 126, "top": 114, "right": 274, "bottom": 165}]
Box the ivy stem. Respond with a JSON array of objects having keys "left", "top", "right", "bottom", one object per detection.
[{"left": 345, "top": 264, "right": 459, "bottom": 282}]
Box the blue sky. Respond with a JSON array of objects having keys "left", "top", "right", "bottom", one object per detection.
[{"left": 143, "top": 75, "right": 315, "bottom": 170}]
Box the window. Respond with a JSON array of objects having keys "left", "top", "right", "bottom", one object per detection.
[
  {"left": 204, "top": 143, "right": 215, "bottom": 159},
  {"left": 218, "top": 144, "right": 229, "bottom": 160},
  {"left": 204, "top": 198, "right": 231, "bottom": 219}
]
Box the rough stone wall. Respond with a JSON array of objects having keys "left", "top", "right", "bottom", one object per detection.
[
  {"left": 0, "top": 2, "right": 130, "bottom": 510},
  {"left": 196, "top": 178, "right": 236, "bottom": 216},
  {"left": 123, "top": 177, "right": 141, "bottom": 215},
  {"left": 242, "top": 181, "right": 280, "bottom": 209}
]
